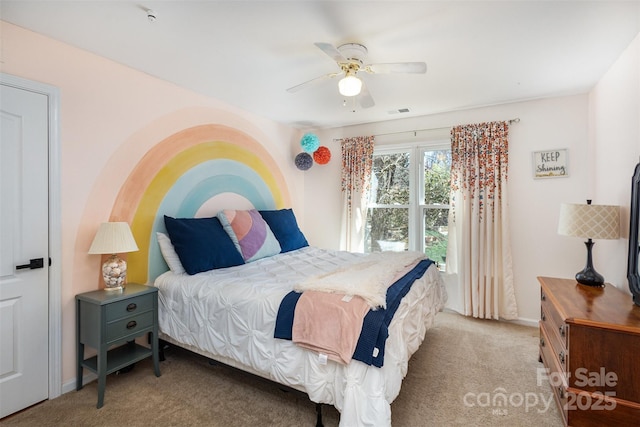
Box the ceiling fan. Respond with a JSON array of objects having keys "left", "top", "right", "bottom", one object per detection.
[{"left": 287, "top": 42, "right": 427, "bottom": 109}]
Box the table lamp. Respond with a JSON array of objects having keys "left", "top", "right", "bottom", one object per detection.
[
  {"left": 88, "top": 222, "right": 139, "bottom": 291},
  {"left": 558, "top": 200, "right": 620, "bottom": 287}
]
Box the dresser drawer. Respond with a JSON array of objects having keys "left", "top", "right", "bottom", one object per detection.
[
  {"left": 541, "top": 309, "right": 569, "bottom": 375},
  {"left": 105, "top": 311, "right": 153, "bottom": 343},
  {"left": 105, "top": 293, "right": 154, "bottom": 321},
  {"left": 540, "top": 288, "right": 568, "bottom": 350},
  {"left": 539, "top": 323, "right": 568, "bottom": 425}
]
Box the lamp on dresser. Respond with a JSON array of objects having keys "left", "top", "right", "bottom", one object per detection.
[
  {"left": 557, "top": 200, "right": 620, "bottom": 287},
  {"left": 88, "top": 222, "right": 139, "bottom": 291}
]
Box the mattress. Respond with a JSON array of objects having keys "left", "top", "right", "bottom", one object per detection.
[{"left": 154, "top": 246, "right": 447, "bottom": 426}]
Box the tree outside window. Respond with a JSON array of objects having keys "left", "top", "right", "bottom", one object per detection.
[
  {"left": 365, "top": 145, "right": 451, "bottom": 269},
  {"left": 422, "top": 149, "right": 451, "bottom": 267}
]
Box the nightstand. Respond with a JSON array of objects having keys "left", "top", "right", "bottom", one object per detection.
[{"left": 76, "top": 283, "right": 161, "bottom": 408}]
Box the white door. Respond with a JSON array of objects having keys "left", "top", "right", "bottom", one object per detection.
[{"left": 0, "top": 84, "right": 50, "bottom": 418}]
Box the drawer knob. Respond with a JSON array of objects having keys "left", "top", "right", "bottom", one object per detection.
[
  {"left": 541, "top": 292, "right": 546, "bottom": 301},
  {"left": 126, "top": 303, "right": 137, "bottom": 312},
  {"left": 541, "top": 311, "right": 546, "bottom": 321},
  {"left": 540, "top": 337, "right": 545, "bottom": 347},
  {"left": 559, "top": 324, "right": 565, "bottom": 337},
  {"left": 559, "top": 351, "right": 565, "bottom": 364},
  {"left": 558, "top": 387, "right": 565, "bottom": 399},
  {"left": 126, "top": 320, "right": 137, "bottom": 330}
]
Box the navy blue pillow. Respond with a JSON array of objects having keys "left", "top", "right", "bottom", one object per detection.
[
  {"left": 258, "top": 209, "right": 308, "bottom": 253},
  {"left": 164, "top": 215, "right": 244, "bottom": 275}
]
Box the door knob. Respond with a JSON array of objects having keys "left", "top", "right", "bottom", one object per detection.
[{"left": 16, "top": 258, "right": 44, "bottom": 270}]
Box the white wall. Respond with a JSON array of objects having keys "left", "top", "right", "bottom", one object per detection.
[
  {"left": 305, "top": 95, "right": 594, "bottom": 323},
  {"left": 305, "top": 28, "right": 640, "bottom": 322},
  {"left": 590, "top": 32, "right": 640, "bottom": 289}
]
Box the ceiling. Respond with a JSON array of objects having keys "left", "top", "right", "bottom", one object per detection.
[{"left": 2, "top": 1, "right": 639, "bottom": 129}]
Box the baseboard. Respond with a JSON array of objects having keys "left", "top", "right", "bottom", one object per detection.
[
  {"left": 442, "top": 307, "right": 538, "bottom": 327},
  {"left": 506, "top": 317, "right": 538, "bottom": 328},
  {"left": 61, "top": 372, "right": 97, "bottom": 395}
]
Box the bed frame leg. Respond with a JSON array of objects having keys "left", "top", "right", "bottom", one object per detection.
[
  {"left": 159, "top": 339, "right": 169, "bottom": 362},
  {"left": 315, "top": 403, "right": 323, "bottom": 427}
]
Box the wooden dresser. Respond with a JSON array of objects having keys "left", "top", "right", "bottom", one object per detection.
[{"left": 538, "top": 276, "right": 640, "bottom": 426}]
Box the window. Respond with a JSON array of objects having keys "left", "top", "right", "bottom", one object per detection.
[{"left": 365, "top": 144, "right": 451, "bottom": 269}]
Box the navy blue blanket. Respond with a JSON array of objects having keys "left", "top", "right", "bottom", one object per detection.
[{"left": 274, "top": 258, "right": 434, "bottom": 367}]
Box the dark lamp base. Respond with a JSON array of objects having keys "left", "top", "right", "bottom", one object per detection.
[
  {"left": 575, "top": 268, "right": 605, "bottom": 287},
  {"left": 575, "top": 239, "right": 605, "bottom": 287}
]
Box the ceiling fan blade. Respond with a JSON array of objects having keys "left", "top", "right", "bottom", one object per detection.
[
  {"left": 366, "top": 62, "right": 427, "bottom": 74},
  {"left": 286, "top": 72, "right": 341, "bottom": 93},
  {"left": 314, "top": 42, "right": 348, "bottom": 63},
  {"left": 358, "top": 81, "right": 375, "bottom": 109}
]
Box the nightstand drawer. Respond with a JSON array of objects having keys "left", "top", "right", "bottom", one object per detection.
[
  {"left": 106, "top": 311, "right": 153, "bottom": 342},
  {"left": 105, "top": 293, "right": 154, "bottom": 321}
]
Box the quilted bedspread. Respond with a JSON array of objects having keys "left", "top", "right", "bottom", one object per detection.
[{"left": 154, "top": 246, "right": 447, "bottom": 427}]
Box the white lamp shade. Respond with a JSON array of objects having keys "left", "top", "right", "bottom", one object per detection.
[
  {"left": 88, "top": 222, "right": 139, "bottom": 254},
  {"left": 558, "top": 203, "right": 620, "bottom": 240},
  {"left": 338, "top": 75, "right": 362, "bottom": 97}
]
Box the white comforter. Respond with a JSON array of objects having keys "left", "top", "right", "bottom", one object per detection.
[{"left": 154, "top": 246, "right": 447, "bottom": 427}]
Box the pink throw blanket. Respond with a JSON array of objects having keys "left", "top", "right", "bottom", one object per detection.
[
  {"left": 292, "top": 290, "right": 370, "bottom": 365},
  {"left": 291, "top": 260, "right": 421, "bottom": 365}
]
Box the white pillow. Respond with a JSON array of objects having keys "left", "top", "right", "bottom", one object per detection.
[{"left": 156, "top": 232, "right": 186, "bottom": 274}]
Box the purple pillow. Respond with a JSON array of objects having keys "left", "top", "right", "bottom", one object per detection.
[{"left": 216, "top": 209, "right": 281, "bottom": 262}]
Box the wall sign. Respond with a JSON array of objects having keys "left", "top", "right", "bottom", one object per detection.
[{"left": 533, "top": 149, "right": 568, "bottom": 179}]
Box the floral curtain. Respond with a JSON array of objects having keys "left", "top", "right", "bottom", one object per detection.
[
  {"left": 446, "top": 121, "right": 518, "bottom": 319},
  {"left": 340, "top": 136, "right": 375, "bottom": 252}
]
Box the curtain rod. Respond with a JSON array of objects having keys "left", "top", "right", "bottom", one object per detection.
[{"left": 335, "top": 118, "right": 520, "bottom": 140}]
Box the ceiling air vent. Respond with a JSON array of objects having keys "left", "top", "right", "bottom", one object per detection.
[{"left": 388, "top": 108, "right": 410, "bottom": 115}]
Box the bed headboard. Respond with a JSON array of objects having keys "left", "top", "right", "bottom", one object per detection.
[{"left": 109, "top": 124, "right": 290, "bottom": 284}]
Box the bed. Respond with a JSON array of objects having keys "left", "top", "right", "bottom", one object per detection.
[
  {"left": 109, "top": 126, "right": 445, "bottom": 425},
  {"left": 152, "top": 209, "right": 447, "bottom": 427}
]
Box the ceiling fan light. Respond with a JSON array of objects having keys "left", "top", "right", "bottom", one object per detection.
[{"left": 338, "top": 75, "right": 362, "bottom": 96}]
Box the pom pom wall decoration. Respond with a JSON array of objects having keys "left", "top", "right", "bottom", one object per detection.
[
  {"left": 295, "top": 152, "right": 313, "bottom": 170},
  {"left": 313, "top": 146, "right": 331, "bottom": 165},
  {"left": 300, "top": 133, "right": 320, "bottom": 153}
]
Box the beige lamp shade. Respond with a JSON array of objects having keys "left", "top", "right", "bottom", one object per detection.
[
  {"left": 88, "top": 222, "right": 139, "bottom": 254},
  {"left": 558, "top": 203, "right": 620, "bottom": 240}
]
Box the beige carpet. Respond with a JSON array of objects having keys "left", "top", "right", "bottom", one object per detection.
[{"left": 2, "top": 311, "right": 563, "bottom": 426}]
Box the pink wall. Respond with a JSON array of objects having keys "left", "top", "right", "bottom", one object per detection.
[{"left": 1, "top": 22, "right": 304, "bottom": 386}]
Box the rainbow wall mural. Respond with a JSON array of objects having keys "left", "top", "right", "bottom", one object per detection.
[{"left": 110, "top": 124, "right": 290, "bottom": 284}]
